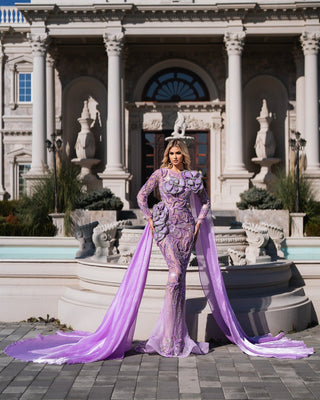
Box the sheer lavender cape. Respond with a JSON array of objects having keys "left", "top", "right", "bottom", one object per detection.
[{"left": 5, "top": 196, "right": 313, "bottom": 363}]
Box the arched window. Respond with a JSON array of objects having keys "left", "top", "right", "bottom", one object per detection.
[{"left": 142, "top": 68, "right": 209, "bottom": 102}]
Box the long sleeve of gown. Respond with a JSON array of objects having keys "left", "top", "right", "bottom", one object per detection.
[
  {"left": 137, "top": 169, "right": 160, "bottom": 220},
  {"left": 196, "top": 187, "right": 211, "bottom": 223}
]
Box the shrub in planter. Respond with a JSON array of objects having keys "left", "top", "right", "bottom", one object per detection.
[
  {"left": 236, "top": 186, "right": 282, "bottom": 210},
  {"left": 75, "top": 188, "right": 123, "bottom": 211}
]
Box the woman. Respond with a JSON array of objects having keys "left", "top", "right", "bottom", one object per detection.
[
  {"left": 135, "top": 139, "right": 210, "bottom": 357},
  {"left": 5, "top": 140, "right": 313, "bottom": 363}
]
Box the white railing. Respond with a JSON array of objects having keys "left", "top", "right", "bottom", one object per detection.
[{"left": 0, "top": 6, "right": 28, "bottom": 26}]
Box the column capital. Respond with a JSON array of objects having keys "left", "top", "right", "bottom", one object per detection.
[
  {"left": 103, "top": 32, "right": 124, "bottom": 56},
  {"left": 300, "top": 32, "right": 320, "bottom": 56},
  {"left": 27, "top": 33, "right": 49, "bottom": 57},
  {"left": 224, "top": 31, "right": 246, "bottom": 56}
]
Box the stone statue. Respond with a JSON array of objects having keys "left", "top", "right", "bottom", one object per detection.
[
  {"left": 254, "top": 99, "right": 276, "bottom": 159},
  {"left": 165, "top": 112, "right": 194, "bottom": 146},
  {"left": 251, "top": 99, "right": 280, "bottom": 189}
]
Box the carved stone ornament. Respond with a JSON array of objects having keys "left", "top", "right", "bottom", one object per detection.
[
  {"left": 184, "top": 115, "right": 211, "bottom": 130},
  {"left": 260, "top": 222, "right": 285, "bottom": 259},
  {"left": 165, "top": 112, "right": 194, "bottom": 146},
  {"left": 92, "top": 220, "right": 130, "bottom": 261},
  {"left": 300, "top": 32, "right": 320, "bottom": 56},
  {"left": 74, "top": 221, "right": 99, "bottom": 259},
  {"left": 103, "top": 32, "right": 124, "bottom": 56},
  {"left": 228, "top": 248, "right": 247, "bottom": 266},
  {"left": 242, "top": 222, "right": 271, "bottom": 264},
  {"left": 27, "top": 33, "right": 48, "bottom": 57},
  {"left": 224, "top": 31, "right": 246, "bottom": 55}
]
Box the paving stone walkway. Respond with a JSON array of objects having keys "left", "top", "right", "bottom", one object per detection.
[{"left": 0, "top": 322, "right": 320, "bottom": 400}]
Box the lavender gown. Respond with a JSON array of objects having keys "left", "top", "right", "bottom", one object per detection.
[
  {"left": 5, "top": 168, "right": 313, "bottom": 363},
  {"left": 136, "top": 168, "right": 210, "bottom": 357}
]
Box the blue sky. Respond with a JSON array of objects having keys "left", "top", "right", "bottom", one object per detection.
[{"left": 0, "top": 0, "right": 30, "bottom": 5}]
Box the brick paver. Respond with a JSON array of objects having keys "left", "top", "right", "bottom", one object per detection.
[{"left": 0, "top": 322, "right": 319, "bottom": 399}]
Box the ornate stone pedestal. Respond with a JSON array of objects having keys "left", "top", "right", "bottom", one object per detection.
[
  {"left": 290, "top": 212, "right": 306, "bottom": 237},
  {"left": 220, "top": 171, "right": 254, "bottom": 208},
  {"left": 98, "top": 170, "right": 132, "bottom": 209},
  {"left": 251, "top": 157, "right": 280, "bottom": 189},
  {"left": 71, "top": 158, "right": 100, "bottom": 191}
]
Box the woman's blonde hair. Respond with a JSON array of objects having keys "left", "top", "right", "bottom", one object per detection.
[{"left": 160, "top": 139, "right": 191, "bottom": 170}]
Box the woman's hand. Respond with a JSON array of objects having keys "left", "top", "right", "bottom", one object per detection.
[
  {"left": 148, "top": 218, "right": 155, "bottom": 237},
  {"left": 193, "top": 221, "right": 201, "bottom": 243}
]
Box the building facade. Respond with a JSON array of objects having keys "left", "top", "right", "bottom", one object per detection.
[{"left": 0, "top": 0, "right": 319, "bottom": 209}]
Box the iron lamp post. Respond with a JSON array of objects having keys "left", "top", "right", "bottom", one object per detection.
[
  {"left": 289, "top": 131, "right": 306, "bottom": 213},
  {"left": 45, "top": 133, "right": 62, "bottom": 213}
]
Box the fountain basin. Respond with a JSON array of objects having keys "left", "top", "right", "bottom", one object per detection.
[{"left": 58, "top": 258, "right": 312, "bottom": 341}]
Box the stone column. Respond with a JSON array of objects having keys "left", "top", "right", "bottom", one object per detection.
[
  {"left": 224, "top": 31, "right": 246, "bottom": 172},
  {"left": 300, "top": 32, "right": 320, "bottom": 173},
  {"left": 0, "top": 35, "right": 6, "bottom": 199},
  {"left": 220, "top": 32, "right": 253, "bottom": 208},
  {"left": 98, "top": 32, "right": 131, "bottom": 209},
  {"left": 25, "top": 33, "right": 48, "bottom": 192},
  {"left": 46, "top": 51, "right": 56, "bottom": 169},
  {"left": 293, "top": 47, "right": 305, "bottom": 138}
]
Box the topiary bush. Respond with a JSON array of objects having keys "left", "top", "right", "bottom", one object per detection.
[
  {"left": 74, "top": 188, "right": 123, "bottom": 211},
  {"left": 236, "top": 186, "right": 282, "bottom": 210}
]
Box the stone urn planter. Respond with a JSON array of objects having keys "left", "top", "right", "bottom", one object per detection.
[
  {"left": 70, "top": 209, "right": 118, "bottom": 228},
  {"left": 235, "top": 209, "right": 290, "bottom": 237}
]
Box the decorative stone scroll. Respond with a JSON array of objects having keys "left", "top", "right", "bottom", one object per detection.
[
  {"left": 242, "top": 222, "right": 271, "bottom": 264},
  {"left": 228, "top": 248, "right": 247, "bottom": 266},
  {"left": 260, "top": 222, "right": 285, "bottom": 259},
  {"left": 92, "top": 220, "right": 131, "bottom": 261}
]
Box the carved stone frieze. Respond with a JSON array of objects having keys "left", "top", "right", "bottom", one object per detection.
[
  {"left": 142, "top": 117, "right": 162, "bottom": 131},
  {"left": 184, "top": 115, "right": 210, "bottom": 130}
]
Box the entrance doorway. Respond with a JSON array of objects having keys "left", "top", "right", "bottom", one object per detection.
[{"left": 142, "top": 130, "right": 210, "bottom": 205}]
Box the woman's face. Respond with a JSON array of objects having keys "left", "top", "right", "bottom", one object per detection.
[{"left": 169, "top": 146, "right": 184, "bottom": 169}]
